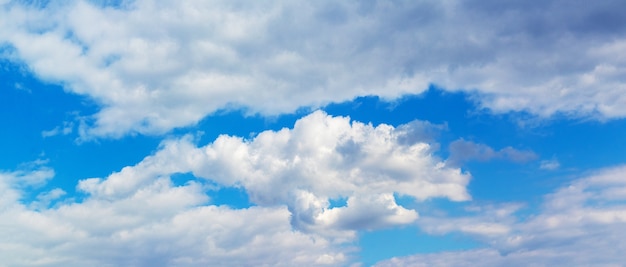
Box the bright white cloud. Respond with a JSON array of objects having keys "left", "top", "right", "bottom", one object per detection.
[
  {"left": 377, "top": 165, "right": 626, "bottom": 266},
  {"left": 1, "top": 0, "right": 625, "bottom": 138}
]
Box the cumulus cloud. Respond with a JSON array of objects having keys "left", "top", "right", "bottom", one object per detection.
[
  {"left": 1, "top": 0, "right": 625, "bottom": 138},
  {"left": 80, "top": 111, "right": 470, "bottom": 239},
  {"left": 447, "top": 139, "right": 537, "bottom": 166},
  {"left": 377, "top": 165, "right": 626, "bottom": 266},
  {"left": 0, "top": 111, "right": 471, "bottom": 266}
]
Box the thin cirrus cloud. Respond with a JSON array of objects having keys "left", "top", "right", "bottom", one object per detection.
[
  {"left": 0, "top": 111, "right": 469, "bottom": 266},
  {"left": 377, "top": 165, "right": 626, "bottom": 266},
  {"left": 1, "top": 0, "right": 625, "bottom": 139}
]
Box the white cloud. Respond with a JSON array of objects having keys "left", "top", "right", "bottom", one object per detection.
[
  {"left": 1, "top": 0, "right": 625, "bottom": 138},
  {"left": 377, "top": 165, "right": 626, "bottom": 266}
]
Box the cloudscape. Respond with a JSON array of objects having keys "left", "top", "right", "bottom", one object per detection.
[{"left": 1, "top": 0, "right": 626, "bottom": 266}]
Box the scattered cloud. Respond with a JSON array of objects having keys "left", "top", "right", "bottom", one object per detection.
[
  {"left": 447, "top": 139, "right": 537, "bottom": 166},
  {"left": 378, "top": 165, "right": 626, "bottom": 266},
  {"left": 1, "top": 0, "right": 625, "bottom": 138}
]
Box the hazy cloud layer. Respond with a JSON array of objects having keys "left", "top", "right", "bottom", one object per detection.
[
  {"left": 1, "top": 0, "right": 625, "bottom": 138},
  {"left": 377, "top": 165, "right": 626, "bottom": 266}
]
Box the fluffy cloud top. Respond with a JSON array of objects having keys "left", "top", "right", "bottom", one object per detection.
[
  {"left": 1, "top": 0, "right": 625, "bottom": 138},
  {"left": 377, "top": 165, "right": 626, "bottom": 266}
]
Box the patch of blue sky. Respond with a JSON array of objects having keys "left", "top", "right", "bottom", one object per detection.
[
  {"left": 210, "top": 186, "right": 253, "bottom": 209},
  {"left": 463, "top": 116, "right": 626, "bottom": 204},
  {"left": 175, "top": 107, "right": 304, "bottom": 148},
  {"left": 322, "top": 86, "right": 472, "bottom": 130},
  {"left": 1, "top": 59, "right": 84, "bottom": 169},
  {"left": 328, "top": 196, "right": 349, "bottom": 209},
  {"left": 1, "top": 60, "right": 161, "bottom": 200},
  {"left": 171, "top": 172, "right": 253, "bottom": 209},
  {"left": 359, "top": 227, "right": 481, "bottom": 266}
]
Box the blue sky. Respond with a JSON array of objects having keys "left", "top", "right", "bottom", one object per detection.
[{"left": 1, "top": 0, "right": 626, "bottom": 266}]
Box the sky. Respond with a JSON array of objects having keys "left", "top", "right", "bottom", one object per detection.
[{"left": 1, "top": 0, "right": 626, "bottom": 266}]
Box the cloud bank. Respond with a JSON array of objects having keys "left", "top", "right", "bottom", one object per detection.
[{"left": 1, "top": 0, "right": 625, "bottom": 138}]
